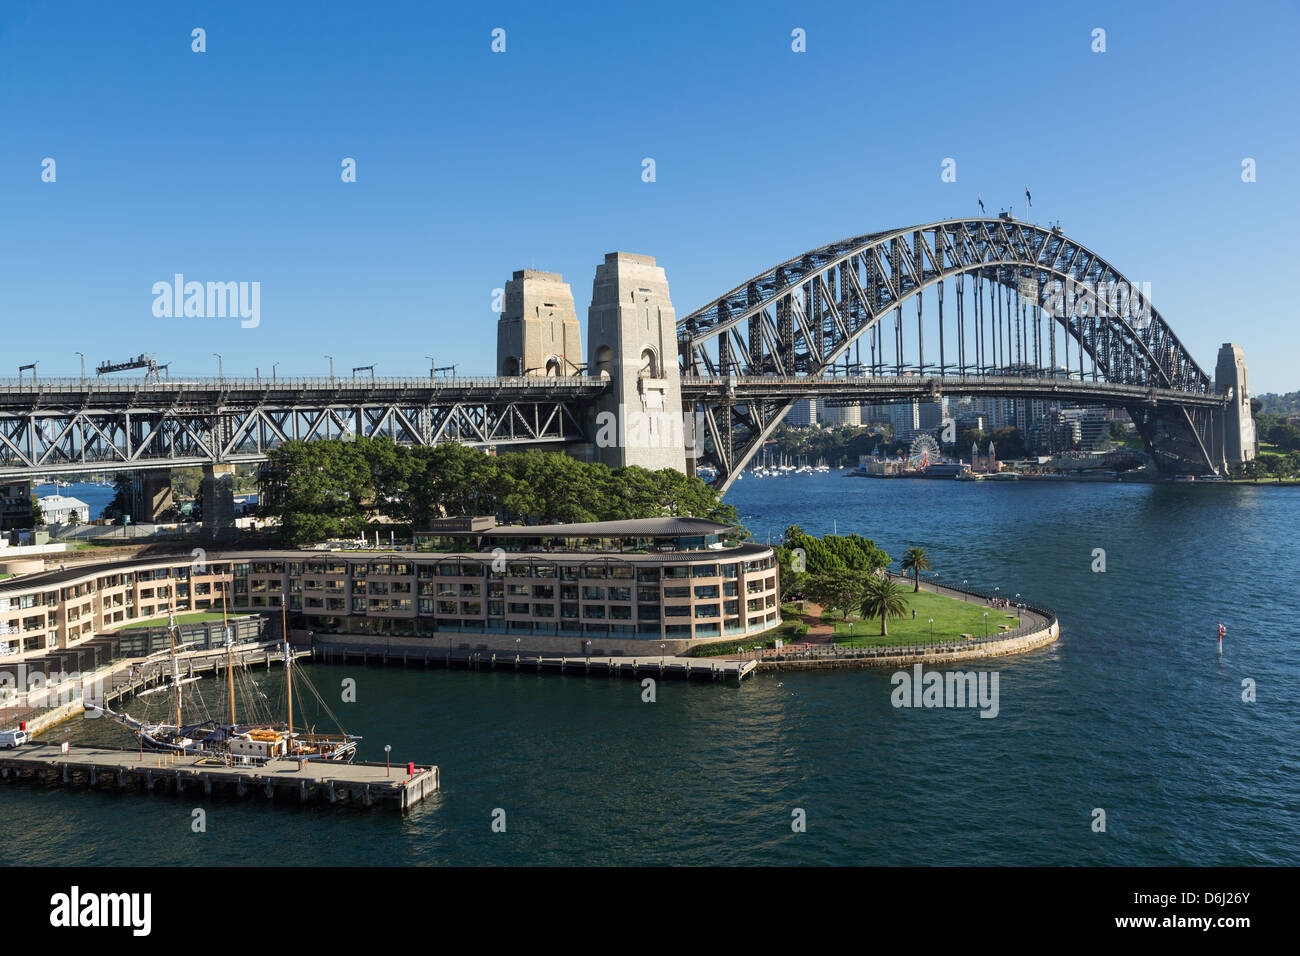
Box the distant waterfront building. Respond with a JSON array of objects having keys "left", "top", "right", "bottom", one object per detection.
[
  {"left": 37, "top": 494, "right": 89, "bottom": 525},
  {"left": 787, "top": 398, "right": 817, "bottom": 426},
  {"left": 0, "top": 481, "right": 31, "bottom": 531},
  {"left": 917, "top": 399, "right": 947, "bottom": 430},
  {"left": 890, "top": 401, "right": 920, "bottom": 435},
  {"left": 820, "top": 402, "right": 861, "bottom": 426},
  {"left": 970, "top": 442, "right": 1000, "bottom": 474}
]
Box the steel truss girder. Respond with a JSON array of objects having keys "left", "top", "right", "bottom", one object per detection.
[{"left": 0, "top": 398, "right": 588, "bottom": 479}]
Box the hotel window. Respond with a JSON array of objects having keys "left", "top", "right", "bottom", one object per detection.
[
  {"left": 724, "top": 600, "right": 739, "bottom": 615},
  {"left": 581, "top": 565, "right": 608, "bottom": 579},
  {"left": 636, "top": 568, "right": 660, "bottom": 583},
  {"left": 535, "top": 565, "right": 556, "bottom": 578},
  {"left": 581, "top": 586, "right": 605, "bottom": 601},
  {"left": 694, "top": 585, "right": 719, "bottom": 599},
  {"left": 461, "top": 602, "right": 481, "bottom": 616},
  {"left": 638, "top": 606, "right": 660, "bottom": 620},
  {"left": 437, "top": 601, "right": 457, "bottom": 615},
  {"left": 531, "top": 604, "right": 553, "bottom": 618},
  {"left": 665, "top": 605, "right": 691, "bottom": 618},
  {"left": 561, "top": 604, "right": 579, "bottom": 619},
  {"left": 695, "top": 604, "right": 719, "bottom": 618},
  {"left": 371, "top": 563, "right": 391, "bottom": 576},
  {"left": 609, "top": 566, "right": 633, "bottom": 580},
  {"left": 460, "top": 583, "right": 480, "bottom": 597},
  {"left": 559, "top": 566, "right": 578, "bottom": 581},
  {"left": 664, "top": 566, "right": 689, "bottom": 579},
  {"left": 637, "top": 586, "right": 659, "bottom": 602},
  {"left": 507, "top": 584, "right": 529, "bottom": 597},
  {"left": 508, "top": 564, "right": 533, "bottom": 578},
  {"left": 419, "top": 599, "right": 433, "bottom": 614},
  {"left": 533, "top": 585, "right": 554, "bottom": 600},
  {"left": 583, "top": 606, "right": 605, "bottom": 619},
  {"left": 610, "top": 606, "right": 632, "bottom": 620},
  {"left": 508, "top": 602, "right": 529, "bottom": 615},
  {"left": 351, "top": 564, "right": 367, "bottom": 578},
  {"left": 723, "top": 581, "right": 737, "bottom": 597},
  {"left": 488, "top": 601, "right": 505, "bottom": 616},
  {"left": 352, "top": 597, "right": 367, "bottom": 613},
  {"left": 461, "top": 562, "right": 483, "bottom": 577},
  {"left": 691, "top": 564, "right": 718, "bottom": 578},
  {"left": 664, "top": 586, "right": 690, "bottom": 599},
  {"left": 561, "top": 584, "right": 579, "bottom": 601}
]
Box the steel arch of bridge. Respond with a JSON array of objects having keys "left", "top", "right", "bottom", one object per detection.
[{"left": 676, "top": 217, "right": 1224, "bottom": 487}]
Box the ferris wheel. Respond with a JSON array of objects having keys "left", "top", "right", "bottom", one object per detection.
[{"left": 908, "top": 434, "right": 941, "bottom": 468}]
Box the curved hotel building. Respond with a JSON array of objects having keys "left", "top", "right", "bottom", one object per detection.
[{"left": 0, "top": 517, "right": 780, "bottom": 662}]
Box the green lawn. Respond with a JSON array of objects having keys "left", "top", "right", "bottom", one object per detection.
[
  {"left": 116, "top": 611, "right": 230, "bottom": 630},
  {"left": 827, "top": 588, "right": 1020, "bottom": 648}
]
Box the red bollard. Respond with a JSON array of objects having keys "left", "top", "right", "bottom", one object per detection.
[{"left": 407, "top": 761, "right": 415, "bottom": 776}]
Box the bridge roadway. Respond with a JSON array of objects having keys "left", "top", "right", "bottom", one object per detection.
[{"left": 0, "top": 372, "right": 1226, "bottom": 480}]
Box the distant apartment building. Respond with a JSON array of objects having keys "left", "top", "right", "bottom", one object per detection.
[
  {"left": 786, "top": 398, "right": 817, "bottom": 427},
  {"left": 820, "top": 402, "right": 861, "bottom": 426}
]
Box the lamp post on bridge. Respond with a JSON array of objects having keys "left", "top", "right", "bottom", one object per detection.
[
  {"left": 213, "top": 353, "right": 223, "bottom": 384},
  {"left": 325, "top": 355, "right": 334, "bottom": 381},
  {"left": 272, "top": 362, "right": 279, "bottom": 383},
  {"left": 75, "top": 351, "right": 85, "bottom": 385}
]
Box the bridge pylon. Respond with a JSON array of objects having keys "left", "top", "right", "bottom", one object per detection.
[
  {"left": 586, "top": 252, "right": 687, "bottom": 473},
  {"left": 1214, "top": 343, "right": 1256, "bottom": 473}
]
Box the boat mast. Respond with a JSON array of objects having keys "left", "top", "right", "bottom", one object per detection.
[
  {"left": 222, "top": 585, "right": 235, "bottom": 728},
  {"left": 168, "top": 608, "right": 182, "bottom": 730},
  {"left": 282, "top": 592, "right": 293, "bottom": 739}
]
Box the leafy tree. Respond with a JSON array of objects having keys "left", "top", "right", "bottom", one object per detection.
[
  {"left": 859, "top": 576, "right": 909, "bottom": 637},
  {"left": 806, "top": 568, "right": 874, "bottom": 621},
  {"left": 29, "top": 493, "right": 43, "bottom": 526},
  {"left": 901, "top": 546, "right": 931, "bottom": 592}
]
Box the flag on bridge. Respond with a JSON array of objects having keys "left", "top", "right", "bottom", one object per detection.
[
  {"left": 978, "top": 194, "right": 985, "bottom": 214},
  {"left": 1025, "top": 186, "right": 1032, "bottom": 206}
]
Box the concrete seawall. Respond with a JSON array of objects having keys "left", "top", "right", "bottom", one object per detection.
[{"left": 758, "top": 618, "right": 1059, "bottom": 671}]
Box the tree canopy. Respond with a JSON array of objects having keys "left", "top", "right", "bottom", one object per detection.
[{"left": 259, "top": 438, "right": 739, "bottom": 546}]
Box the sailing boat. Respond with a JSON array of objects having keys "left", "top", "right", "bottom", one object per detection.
[{"left": 99, "top": 593, "right": 359, "bottom": 764}]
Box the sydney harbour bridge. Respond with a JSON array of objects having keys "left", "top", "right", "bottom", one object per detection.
[{"left": 0, "top": 217, "right": 1254, "bottom": 524}]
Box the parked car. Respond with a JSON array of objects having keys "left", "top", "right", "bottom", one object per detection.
[{"left": 0, "top": 729, "right": 30, "bottom": 748}]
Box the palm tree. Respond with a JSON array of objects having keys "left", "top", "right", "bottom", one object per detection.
[
  {"left": 901, "top": 546, "right": 931, "bottom": 592},
  {"left": 860, "top": 576, "right": 909, "bottom": 637}
]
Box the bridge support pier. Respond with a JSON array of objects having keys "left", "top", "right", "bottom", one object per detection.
[
  {"left": 1214, "top": 343, "right": 1257, "bottom": 473},
  {"left": 201, "top": 463, "right": 237, "bottom": 544},
  {"left": 131, "top": 469, "right": 174, "bottom": 524}
]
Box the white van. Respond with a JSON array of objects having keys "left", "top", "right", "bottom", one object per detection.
[{"left": 0, "top": 729, "right": 30, "bottom": 748}]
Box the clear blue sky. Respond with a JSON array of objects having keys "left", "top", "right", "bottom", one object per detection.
[{"left": 2, "top": 0, "right": 1297, "bottom": 391}]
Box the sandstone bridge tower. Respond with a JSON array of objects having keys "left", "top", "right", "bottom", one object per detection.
[
  {"left": 586, "top": 252, "right": 687, "bottom": 473},
  {"left": 495, "top": 270, "right": 583, "bottom": 377}
]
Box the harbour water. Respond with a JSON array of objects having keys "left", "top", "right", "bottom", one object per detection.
[{"left": 2, "top": 473, "right": 1297, "bottom": 865}]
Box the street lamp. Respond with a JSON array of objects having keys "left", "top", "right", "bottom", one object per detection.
[
  {"left": 75, "top": 351, "right": 85, "bottom": 384},
  {"left": 961, "top": 579, "right": 969, "bottom": 602},
  {"left": 515, "top": 637, "right": 521, "bottom": 660},
  {"left": 213, "top": 352, "right": 223, "bottom": 382},
  {"left": 983, "top": 611, "right": 989, "bottom": 637},
  {"left": 426, "top": 356, "right": 435, "bottom": 378},
  {"left": 928, "top": 617, "right": 934, "bottom": 642},
  {"left": 660, "top": 641, "right": 666, "bottom": 663},
  {"left": 325, "top": 355, "right": 334, "bottom": 380},
  {"left": 271, "top": 362, "right": 279, "bottom": 382},
  {"left": 584, "top": 639, "right": 591, "bottom": 660},
  {"left": 384, "top": 743, "right": 391, "bottom": 777}
]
